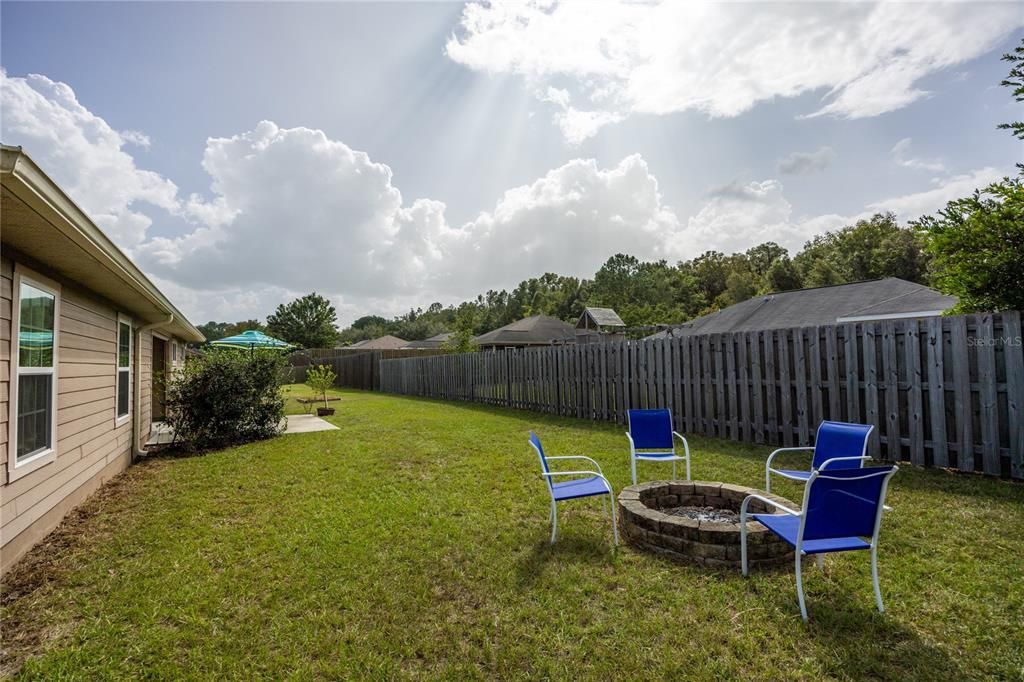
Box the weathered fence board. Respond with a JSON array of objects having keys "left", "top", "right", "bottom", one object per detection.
[{"left": 377, "top": 312, "right": 1024, "bottom": 479}]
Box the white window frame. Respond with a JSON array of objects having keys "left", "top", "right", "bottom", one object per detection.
[
  {"left": 7, "top": 265, "right": 61, "bottom": 481},
  {"left": 115, "top": 314, "right": 132, "bottom": 426}
]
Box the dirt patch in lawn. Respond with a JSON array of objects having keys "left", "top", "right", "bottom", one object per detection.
[{"left": 0, "top": 458, "right": 168, "bottom": 678}]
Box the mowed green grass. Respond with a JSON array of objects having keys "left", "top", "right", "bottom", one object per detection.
[{"left": 5, "top": 385, "right": 1023, "bottom": 680}]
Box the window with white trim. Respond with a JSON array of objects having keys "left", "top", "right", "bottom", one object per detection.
[
  {"left": 171, "top": 340, "right": 178, "bottom": 365},
  {"left": 10, "top": 269, "right": 60, "bottom": 474},
  {"left": 116, "top": 316, "right": 131, "bottom": 422}
]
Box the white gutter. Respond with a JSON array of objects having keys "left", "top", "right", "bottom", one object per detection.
[
  {"left": 835, "top": 310, "right": 945, "bottom": 323},
  {"left": 133, "top": 314, "right": 173, "bottom": 460}
]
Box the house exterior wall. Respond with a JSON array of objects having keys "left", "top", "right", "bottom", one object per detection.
[{"left": 0, "top": 251, "right": 182, "bottom": 574}]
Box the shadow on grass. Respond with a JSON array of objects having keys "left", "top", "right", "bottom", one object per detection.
[
  {"left": 515, "top": 534, "right": 616, "bottom": 587},
  {"left": 786, "top": 585, "right": 967, "bottom": 681},
  {"left": 884, "top": 464, "right": 1024, "bottom": 506}
]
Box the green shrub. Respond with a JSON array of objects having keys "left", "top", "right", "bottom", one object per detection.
[
  {"left": 164, "top": 349, "right": 286, "bottom": 451},
  {"left": 305, "top": 364, "right": 337, "bottom": 409}
]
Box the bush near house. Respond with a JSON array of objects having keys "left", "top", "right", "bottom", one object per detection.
[{"left": 163, "top": 349, "right": 286, "bottom": 450}]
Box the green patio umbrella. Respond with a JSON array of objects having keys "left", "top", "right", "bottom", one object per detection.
[{"left": 210, "top": 330, "right": 293, "bottom": 351}]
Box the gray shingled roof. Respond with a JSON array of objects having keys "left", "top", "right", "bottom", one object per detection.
[
  {"left": 348, "top": 335, "right": 408, "bottom": 350},
  {"left": 403, "top": 332, "right": 452, "bottom": 349},
  {"left": 580, "top": 307, "right": 625, "bottom": 328},
  {"left": 474, "top": 315, "right": 576, "bottom": 347},
  {"left": 646, "top": 278, "right": 956, "bottom": 339}
]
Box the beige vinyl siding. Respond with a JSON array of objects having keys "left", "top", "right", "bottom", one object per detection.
[
  {"left": 0, "top": 258, "right": 11, "bottom": 480},
  {"left": 0, "top": 252, "right": 180, "bottom": 574},
  {"left": 138, "top": 330, "right": 153, "bottom": 445}
]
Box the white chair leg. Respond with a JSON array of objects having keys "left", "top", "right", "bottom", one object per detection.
[
  {"left": 816, "top": 554, "right": 825, "bottom": 570},
  {"left": 765, "top": 468, "right": 772, "bottom": 493},
  {"left": 871, "top": 546, "right": 884, "bottom": 613},
  {"left": 609, "top": 494, "right": 619, "bottom": 546},
  {"left": 672, "top": 460, "right": 677, "bottom": 480},
  {"left": 631, "top": 456, "right": 637, "bottom": 485},
  {"left": 550, "top": 501, "right": 558, "bottom": 544},
  {"left": 740, "top": 522, "right": 749, "bottom": 577},
  {"left": 685, "top": 456, "right": 691, "bottom": 481},
  {"left": 795, "top": 553, "right": 808, "bottom": 622}
]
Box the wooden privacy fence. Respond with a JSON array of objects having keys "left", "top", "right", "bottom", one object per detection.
[
  {"left": 379, "top": 311, "right": 1024, "bottom": 480},
  {"left": 291, "top": 349, "right": 448, "bottom": 390}
]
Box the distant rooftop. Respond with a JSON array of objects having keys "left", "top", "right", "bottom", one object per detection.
[
  {"left": 404, "top": 332, "right": 452, "bottom": 349},
  {"left": 578, "top": 306, "right": 626, "bottom": 329},
  {"left": 475, "top": 315, "right": 576, "bottom": 347},
  {"left": 646, "top": 278, "right": 957, "bottom": 339},
  {"left": 346, "top": 335, "right": 408, "bottom": 350}
]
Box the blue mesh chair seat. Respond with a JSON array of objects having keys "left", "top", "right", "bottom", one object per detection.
[
  {"left": 765, "top": 421, "right": 874, "bottom": 493},
  {"left": 752, "top": 515, "right": 870, "bottom": 554},
  {"left": 529, "top": 431, "right": 618, "bottom": 546},
  {"left": 626, "top": 409, "right": 691, "bottom": 485},
  {"left": 741, "top": 465, "right": 899, "bottom": 621},
  {"left": 551, "top": 476, "right": 612, "bottom": 501}
]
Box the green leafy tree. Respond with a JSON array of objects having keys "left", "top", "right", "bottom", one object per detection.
[
  {"left": 997, "top": 38, "right": 1024, "bottom": 148},
  {"left": 914, "top": 179, "right": 1024, "bottom": 313},
  {"left": 305, "top": 364, "right": 337, "bottom": 409},
  {"left": 913, "top": 36, "right": 1024, "bottom": 313},
  {"left": 197, "top": 319, "right": 265, "bottom": 342},
  {"left": 266, "top": 292, "right": 339, "bottom": 349},
  {"left": 804, "top": 259, "right": 843, "bottom": 288},
  {"left": 766, "top": 257, "right": 802, "bottom": 292},
  {"left": 794, "top": 214, "right": 929, "bottom": 285},
  {"left": 442, "top": 304, "right": 480, "bottom": 354},
  {"left": 744, "top": 242, "right": 789, "bottom": 279}
]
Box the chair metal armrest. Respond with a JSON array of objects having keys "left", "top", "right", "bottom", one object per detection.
[
  {"left": 765, "top": 447, "right": 815, "bottom": 470},
  {"left": 672, "top": 431, "right": 691, "bottom": 458},
  {"left": 817, "top": 455, "right": 871, "bottom": 470},
  {"left": 740, "top": 493, "right": 801, "bottom": 521},
  {"left": 541, "top": 470, "right": 614, "bottom": 492},
  {"left": 547, "top": 455, "right": 604, "bottom": 474}
]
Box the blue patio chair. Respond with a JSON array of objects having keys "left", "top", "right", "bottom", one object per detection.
[
  {"left": 528, "top": 431, "right": 618, "bottom": 546},
  {"left": 765, "top": 421, "right": 873, "bottom": 493},
  {"left": 740, "top": 463, "right": 899, "bottom": 621},
  {"left": 626, "top": 409, "right": 691, "bottom": 485}
]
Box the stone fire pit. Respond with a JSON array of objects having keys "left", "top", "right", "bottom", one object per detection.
[{"left": 618, "top": 481, "right": 796, "bottom": 569}]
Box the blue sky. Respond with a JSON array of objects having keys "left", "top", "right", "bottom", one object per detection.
[{"left": 1, "top": 2, "right": 1021, "bottom": 325}]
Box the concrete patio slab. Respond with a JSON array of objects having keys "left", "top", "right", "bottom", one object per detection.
[{"left": 283, "top": 414, "right": 339, "bottom": 434}]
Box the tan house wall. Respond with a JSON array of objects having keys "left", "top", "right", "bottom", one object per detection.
[{"left": 0, "top": 252, "right": 181, "bottom": 574}]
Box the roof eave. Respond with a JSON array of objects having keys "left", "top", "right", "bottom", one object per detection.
[{"left": 1, "top": 146, "right": 204, "bottom": 343}]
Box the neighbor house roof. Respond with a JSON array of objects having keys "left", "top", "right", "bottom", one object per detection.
[
  {"left": 349, "top": 335, "right": 408, "bottom": 350},
  {"left": 0, "top": 145, "right": 204, "bottom": 342},
  {"left": 577, "top": 307, "right": 625, "bottom": 329},
  {"left": 403, "top": 332, "right": 452, "bottom": 349},
  {"left": 474, "top": 315, "right": 576, "bottom": 347},
  {"left": 646, "top": 278, "right": 957, "bottom": 339}
]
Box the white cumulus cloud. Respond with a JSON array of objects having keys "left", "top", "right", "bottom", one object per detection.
[
  {"left": 446, "top": 1, "right": 1023, "bottom": 143},
  {"left": 891, "top": 137, "right": 946, "bottom": 173},
  {"left": 0, "top": 70, "right": 181, "bottom": 249},
  {"left": 777, "top": 147, "right": 836, "bottom": 175},
  {"left": 136, "top": 122, "right": 681, "bottom": 306}
]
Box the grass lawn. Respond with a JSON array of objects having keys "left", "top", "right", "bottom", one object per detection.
[{"left": 4, "top": 385, "right": 1023, "bottom": 680}]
